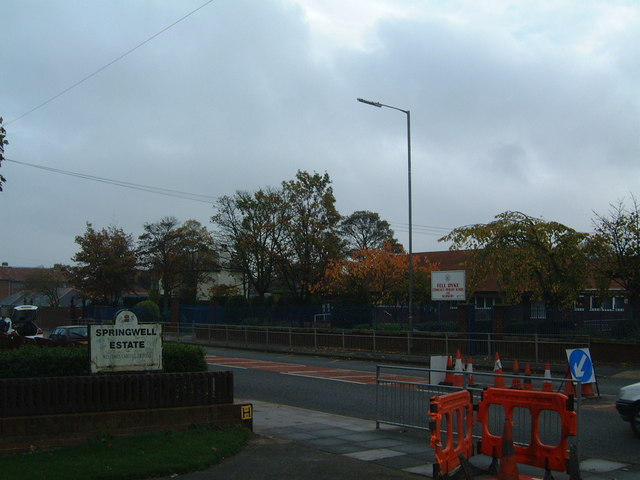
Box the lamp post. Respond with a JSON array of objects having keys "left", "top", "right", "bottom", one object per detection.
[{"left": 357, "top": 97, "right": 413, "bottom": 348}]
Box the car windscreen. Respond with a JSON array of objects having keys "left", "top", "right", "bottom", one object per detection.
[{"left": 69, "top": 327, "right": 88, "bottom": 339}]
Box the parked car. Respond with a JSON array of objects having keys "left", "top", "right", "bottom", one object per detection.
[
  {"left": 10, "top": 305, "right": 44, "bottom": 339},
  {"left": 49, "top": 325, "right": 89, "bottom": 345},
  {"left": 616, "top": 381, "right": 640, "bottom": 438}
]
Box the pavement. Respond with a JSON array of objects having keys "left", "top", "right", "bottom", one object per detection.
[{"left": 156, "top": 399, "right": 640, "bottom": 480}]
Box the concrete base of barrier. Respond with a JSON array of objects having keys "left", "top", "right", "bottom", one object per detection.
[{"left": 0, "top": 403, "right": 253, "bottom": 454}]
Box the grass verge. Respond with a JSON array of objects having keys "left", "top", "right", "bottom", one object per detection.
[{"left": 0, "top": 425, "right": 250, "bottom": 480}]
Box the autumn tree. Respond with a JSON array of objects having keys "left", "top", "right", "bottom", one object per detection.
[
  {"left": 65, "top": 223, "right": 138, "bottom": 305},
  {"left": 138, "top": 217, "right": 218, "bottom": 306},
  {"left": 173, "top": 219, "right": 219, "bottom": 303},
  {"left": 0, "top": 116, "right": 7, "bottom": 191},
  {"left": 21, "top": 266, "right": 65, "bottom": 307},
  {"left": 340, "top": 210, "right": 402, "bottom": 254},
  {"left": 312, "top": 243, "right": 436, "bottom": 305},
  {"left": 588, "top": 197, "right": 640, "bottom": 323},
  {"left": 440, "top": 211, "right": 589, "bottom": 308},
  {"left": 277, "top": 171, "right": 343, "bottom": 302},
  {"left": 212, "top": 188, "right": 288, "bottom": 299},
  {"left": 138, "top": 216, "right": 182, "bottom": 311}
]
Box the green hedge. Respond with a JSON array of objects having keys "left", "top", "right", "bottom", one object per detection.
[{"left": 0, "top": 342, "right": 207, "bottom": 378}]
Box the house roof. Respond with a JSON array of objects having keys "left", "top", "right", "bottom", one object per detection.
[
  {"left": 0, "top": 265, "right": 62, "bottom": 282},
  {"left": 1, "top": 288, "right": 82, "bottom": 307}
]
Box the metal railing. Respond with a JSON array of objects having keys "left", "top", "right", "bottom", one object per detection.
[
  {"left": 375, "top": 364, "right": 582, "bottom": 450},
  {"left": 163, "top": 322, "right": 590, "bottom": 364}
]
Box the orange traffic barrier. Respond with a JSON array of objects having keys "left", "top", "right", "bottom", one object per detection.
[
  {"left": 523, "top": 362, "right": 533, "bottom": 390},
  {"left": 542, "top": 363, "right": 553, "bottom": 392},
  {"left": 494, "top": 352, "right": 506, "bottom": 388},
  {"left": 440, "top": 355, "right": 454, "bottom": 386},
  {"left": 477, "top": 387, "right": 578, "bottom": 473},
  {"left": 430, "top": 389, "right": 475, "bottom": 480},
  {"left": 453, "top": 350, "right": 464, "bottom": 387},
  {"left": 466, "top": 356, "right": 476, "bottom": 387},
  {"left": 497, "top": 418, "right": 520, "bottom": 480},
  {"left": 510, "top": 359, "right": 522, "bottom": 390}
]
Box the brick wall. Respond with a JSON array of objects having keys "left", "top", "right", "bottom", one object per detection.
[{"left": 0, "top": 403, "right": 253, "bottom": 454}]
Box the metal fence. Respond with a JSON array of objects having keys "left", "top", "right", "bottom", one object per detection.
[
  {"left": 164, "top": 322, "right": 590, "bottom": 365},
  {"left": 375, "top": 364, "right": 582, "bottom": 450}
]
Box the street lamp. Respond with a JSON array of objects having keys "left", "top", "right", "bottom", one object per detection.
[{"left": 357, "top": 97, "right": 413, "bottom": 344}]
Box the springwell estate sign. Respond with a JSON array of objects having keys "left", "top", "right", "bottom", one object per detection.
[{"left": 90, "top": 310, "right": 163, "bottom": 373}]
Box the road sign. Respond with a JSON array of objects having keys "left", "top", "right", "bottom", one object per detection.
[{"left": 566, "top": 348, "right": 596, "bottom": 384}]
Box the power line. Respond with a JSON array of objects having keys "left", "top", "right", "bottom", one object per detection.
[
  {"left": 390, "top": 222, "right": 452, "bottom": 237},
  {"left": 6, "top": 157, "right": 455, "bottom": 238},
  {"left": 5, "top": 158, "right": 216, "bottom": 203},
  {"left": 6, "top": 0, "right": 216, "bottom": 126}
]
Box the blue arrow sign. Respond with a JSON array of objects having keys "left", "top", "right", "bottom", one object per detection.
[{"left": 567, "top": 348, "right": 595, "bottom": 384}]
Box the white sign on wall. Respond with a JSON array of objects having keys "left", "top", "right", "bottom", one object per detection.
[
  {"left": 431, "top": 270, "right": 466, "bottom": 301},
  {"left": 90, "top": 310, "right": 163, "bottom": 373}
]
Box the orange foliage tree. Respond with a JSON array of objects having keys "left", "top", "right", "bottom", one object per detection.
[{"left": 312, "top": 244, "right": 437, "bottom": 305}]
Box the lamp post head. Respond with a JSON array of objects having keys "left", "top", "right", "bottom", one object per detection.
[{"left": 357, "top": 97, "right": 382, "bottom": 108}]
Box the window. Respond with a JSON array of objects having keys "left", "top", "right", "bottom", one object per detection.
[
  {"left": 589, "top": 295, "right": 625, "bottom": 311},
  {"left": 474, "top": 296, "right": 497, "bottom": 310},
  {"left": 530, "top": 302, "right": 546, "bottom": 320}
]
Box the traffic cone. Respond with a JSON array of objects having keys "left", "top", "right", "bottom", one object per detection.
[
  {"left": 523, "top": 362, "right": 533, "bottom": 390},
  {"left": 510, "top": 359, "right": 522, "bottom": 389},
  {"left": 542, "top": 363, "right": 553, "bottom": 392},
  {"left": 564, "top": 369, "right": 576, "bottom": 396},
  {"left": 582, "top": 382, "right": 597, "bottom": 398},
  {"left": 466, "top": 356, "right": 476, "bottom": 387},
  {"left": 494, "top": 352, "right": 506, "bottom": 388},
  {"left": 454, "top": 349, "right": 464, "bottom": 387},
  {"left": 440, "top": 355, "right": 454, "bottom": 386},
  {"left": 498, "top": 418, "right": 520, "bottom": 480}
]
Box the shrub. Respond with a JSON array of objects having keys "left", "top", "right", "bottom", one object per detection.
[
  {"left": 163, "top": 343, "right": 207, "bottom": 372},
  {"left": 0, "top": 345, "right": 90, "bottom": 378},
  {"left": 0, "top": 342, "right": 207, "bottom": 378},
  {"left": 134, "top": 300, "right": 161, "bottom": 322}
]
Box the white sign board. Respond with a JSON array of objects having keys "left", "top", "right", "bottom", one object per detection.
[
  {"left": 431, "top": 270, "right": 466, "bottom": 301},
  {"left": 430, "top": 355, "right": 449, "bottom": 385},
  {"left": 90, "top": 310, "right": 163, "bottom": 373}
]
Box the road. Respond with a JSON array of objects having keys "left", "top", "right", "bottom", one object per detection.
[{"left": 204, "top": 346, "right": 640, "bottom": 465}]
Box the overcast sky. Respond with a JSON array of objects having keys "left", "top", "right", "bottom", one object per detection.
[{"left": 2, "top": 0, "right": 639, "bottom": 268}]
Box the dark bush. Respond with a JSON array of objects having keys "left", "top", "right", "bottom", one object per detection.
[
  {"left": 0, "top": 345, "right": 90, "bottom": 378},
  {"left": 0, "top": 342, "right": 207, "bottom": 378},
  {"left": 162, "top": 342, "right": 207, "bottom": 372},
  {"left": 134, "top": 300, "right": 161, "bottom": 322}
]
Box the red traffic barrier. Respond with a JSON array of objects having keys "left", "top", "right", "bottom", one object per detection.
[
  {"left": 430, "top": 389, "right": 475, "bottom": 480},
  {"left": 478, "top": 387, "right": 578, "bottom": 473}
]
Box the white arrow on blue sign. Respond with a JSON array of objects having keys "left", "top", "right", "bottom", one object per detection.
[{"left": 566, "top": 348, "right": 596, "bottom": 384}]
